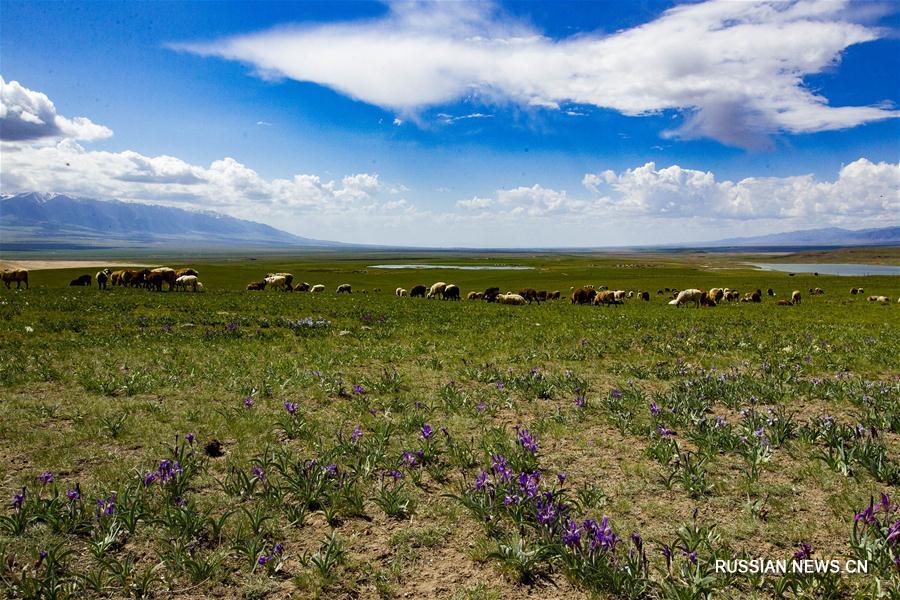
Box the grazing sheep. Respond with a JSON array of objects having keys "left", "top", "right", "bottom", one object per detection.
[
  {"left": 467, "top": 291, "right": 483, "bottom": 300},
  {"left": 294, "top": 282, "right": 311, "bottom": 292},
  {"left": 265, "top": 275, "right": 288, "bottom": 291},
  {"left": 548, "top": 290, "right": 561, "bottom": 300},
  {"left": 850, "top": 287, "right": 858, "bottom": 295},
  {"left": 337, "top": 283, "right": 352, "bottom": 294},
  {"left": 767, "top": 288, "right": 775, "bottom": 296},
  {"left": 443, "top": 284, "right": 461, "bottom": 300},
  {"left": 195, "top": 282, "right": 204, "bottom": 292},
  {"left": 483, "top": 287, "right": 501, "bottom": 302},
  {"left": 776, "top": 299, "right": 794, "bottom": 306},
  {"left": 497, "top": 292, "right": 526, "bottom": 305},
  {"left": 96, "top": 269, "right": 111, "bottom": 289},
  {"left": 175, "top": 275, "right": 200, "bottom": 291},
  {"left": 613, "top": 290, "right": 626, "bottom": 301},
  {"left": 638, "top": 291, "right": 650, "bottom": 301},
  {"left": 266, "top": 273, "right": 294, "bottom": 291},
  {"left": 791, "top": 290, "right": 802, "bottom": 304},
  {"left": 813, "top": 287, "right": 824, "bottom": 295},
  {"left": 396, "top": 287, "right": 408, "bottom": 297},
  {"left": 518, "top": 288, "right": 540, "bottom": 303},
  {"left": 699, "top": 291, "right": 717, "bottom": 307},
  {"left": 709, "top": 288, "right": 724, "bottom": 302},
  {"left": 669, "top": 288, "right": 703, "bottom": 307},
  {"left": 875, "top": 295, "right": 890, "bottom": 304},
  {"left": 410, "top": 285, "right": 427, "bottom": 298},
  {"left": 741, "top": 292, "right": 761, "bottom": 303},
  {"left": 69, "top": 274, "right": 92, "bottom": 286},
  {"left": 594, "top": 290, "right": 622, "bottom": 307},
  {"left": 175, "top": 268, "right": 199, "bottom": 278},
  {"left": 311, "top": 284, "right": 325, "bottom": 293},
  {"left": 150, "top": 267, "right": 177, "bottom": 291},
  {"left": 657, "top": 289, "right": 664, "bottom": 295},
  {"left": 537, "top": 290, "right": 548, "bottom": 301},
  {"left": 626, "top": 291, "right": 634, "bottom": 299},
  {"left": 427, "top": 282, "right": 447, "bottom": 299},
  {"left": 2, "top": 269, "right": 29, "bottom": 289},
  {"left": 246, "top": 281, "right": 266, "bottom": 291},
  {"left": 857, "top": 287, "right": 864, "bottom": 294},
  {"left": 571, "top": 287, "right": 597, "bottom": 305}
]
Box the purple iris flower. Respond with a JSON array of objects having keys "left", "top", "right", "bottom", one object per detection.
[
  {"left": 562, "top": 519, "right": 581, "bottom": 547},
  {"left": 420, "top": 424, "right": 433, "bottom": 440},
  {"left": 516, "top": 426, "right": 538, "bottom": 454},
  {"left": 12, "top": 487, "right": 26, "bottom": 510},
  {"left": 36, "top": 472, "right": 54, "bottom": 485},
  {"left": 243, "top": 396, "right": 254, "bottom": 408},
  {"left": 351, "top": 426, "right": 363, "bottom": 443},
  {"left": 793, "top": 543, "right": 814, "bottom": 560},
  {"left": 353, "top": 384, "right": 365, "bottom": 395},
  {"left": 650, "top": 402, "right": 660, "bottom": 415},
  {"left": 66, "top": 484, "right": 81, "bottom": 501},
  {"left": 284, "top": 401, "right": 299, "bottom": 415}
]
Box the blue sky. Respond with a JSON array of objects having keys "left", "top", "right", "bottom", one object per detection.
[{"left": 1, "top": 0, "right": 898, "bottom": 246}]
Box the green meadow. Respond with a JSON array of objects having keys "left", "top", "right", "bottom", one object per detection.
[{"left": 1, "top": 251, "right": 898, "bottom": 599}]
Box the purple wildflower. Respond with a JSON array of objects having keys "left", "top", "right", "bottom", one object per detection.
[
  {"left": 495, "top": 381, "right": 505, "bottom": 390},
  {"left": 476, "top": 401, "right": 486, "bottom": 412},
  {"left": 284, "top": 401, "right": 299, "bottom": 415},
  {"left": 353, "top": 384, "right": 365, "bottom": 395},
  {"left": 351, "top": 426, "right": 363, "bottom": 443},
  {"left": 185, "top": 433, "right": 194, "bottom": 444},
  {"left": 516, "top": 426, "right": 538, "bottom": 454},
  {"left": 562, "top": 519, "right": 582, "bottom": 547},
  {"left": 650, "top": 402, "right": 660, "bottom": 415},
  {"left": 420, "top": 424, "right": 434, "bottom": 440},
  {"left": 243, "top": 396, "right": 254, "bottom": 408},
  {"left": 474, "top": 470, "right": 489, "bottom": 491},
  {"left": 251, "top": 466, "right": 265, "bottom": 480},
  {"left": 12, "top": 487, "right": 26, "bottom": 510},
  {"left": 574, "top": 395, "right": 585, "bottom": 408},
  {"left": 793, "top": 542, "right": 814, "bottom": 560},
  {"left": 36, "top": 472, "right": 54, "bottom": 485},
  {"left": 66, "top": 484, "right": 81, "bottom": 501},
  {"left": 611, "top": 388, "right": 622, "bottom": 400}
]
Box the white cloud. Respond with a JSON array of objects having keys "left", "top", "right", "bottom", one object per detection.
[
  {"left": 173, "top": 0, "right": 898, "bottom": 147},
  {"left": 0, "top": 140, "right": 410, "bottom": 224},
  {"left": 0, "top": 77, "right": 113, "bottom": 142},
  {"left": 588, "top": 158, "right": 899, "bottom": 220}
]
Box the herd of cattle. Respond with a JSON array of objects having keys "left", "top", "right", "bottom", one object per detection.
[{"left": 0, "top": 267, "right": 896, "bottom": 305}]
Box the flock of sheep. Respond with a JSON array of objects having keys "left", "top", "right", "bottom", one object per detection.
[
  {"left": 62, "top": 267, "right": 204, "bottom": 292},
  {"left": 1, "top": 266, "right": 896, "bottom": 305}
]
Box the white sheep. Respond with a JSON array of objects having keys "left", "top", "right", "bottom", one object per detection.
[
  {"left": 427, "top": 281, "right": 447, "bottom": 299},
  {"left": 668, "top": 288, "right": 703, "bottom": 307}
]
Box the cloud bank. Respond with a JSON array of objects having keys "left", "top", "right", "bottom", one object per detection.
[
  {"left": 0, "top": 77, "right": 113, "bottom": 142},
  {"left": 2, "top": 77, "right": 896, "bottom": 246},
  {"left": 174, "top": 0, "right": 898, "bottom": 148}
]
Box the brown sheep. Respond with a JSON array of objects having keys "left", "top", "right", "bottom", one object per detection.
[
  {"left": 175, "top": 268, "right": 199, "bottom": 278},
  {"left": 548, "top": 290, "right": 561, "bottom": 300},
  {"left": 593, "top": 290, "right": 622, "bottom": 307},
  {"left": 467, "top": 291, "right": 483, "bottom": 300},
  {"left": 410, "top": 285, "right": 427, "bottom": 298},
  {"left": 776, "top": 299, "right": 793, "bottom": 306},
  {"left": 639, "top": 291, "right": 650, "bottom": 301},
  {"left": 443, "top": 284, "right": 461, "bottom": 300},
  {"left": 247, "top": 280, "right": 267, "bottom": 291},
  {"left": 110, "top": 270, "right": 126, "bottom": 286},
  {"left": 850, "top": 287, "right": 858, "bottom": 295},
  {"left": 150, "top": 267, "right": 177, "bottom": 291},
  {"left": 791, "top": 290, "right": 801, "bottom": 304},
  {"left": 767, "top": 288, "right": 775, "bottom": 296},
  {"left": 69, "top": 274, "right": 92, "bottom": 286},
  {"left": 483, "top": 287, "right": 501, "bottom": 302},
  {"left": 2, "top": 269, "right": 29, "bottom": 289},
  {"left": 294, "top": 282, "right": 311, "bottom": 292},
  {"left": 518, "top": 288, "right": 540, "bottom": 303},
  {"left": 536, "top": 290, "right": 548, "bottom": 301},
  {"left": 571, "top": 287, "right": 597, "bottom": 305}
]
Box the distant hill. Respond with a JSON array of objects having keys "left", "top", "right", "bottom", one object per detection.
[
  {"left": 0, "top": 192, "right": 346, "bottom": 249},
  {"left": 696, "top": 226, "right": 900, "bottom": 248}
]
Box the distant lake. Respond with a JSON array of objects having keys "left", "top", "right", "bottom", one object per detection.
[
  {"left": 370, "top": 264, "right": 533, "bottom": 271},
  {"left": 747, "top": 263, "right": 900, "bottom": 277}
]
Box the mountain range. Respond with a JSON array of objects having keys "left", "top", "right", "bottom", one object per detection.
[
  {"left": 0, "top": 192, "right": 344, "bottom": 250},
  {"left": 1, "top": 192, "right": 897, "bottom": 250}
]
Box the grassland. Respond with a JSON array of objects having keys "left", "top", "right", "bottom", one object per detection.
[{"left": 1, "top": 252, "right": 898, "bottom": 599}]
